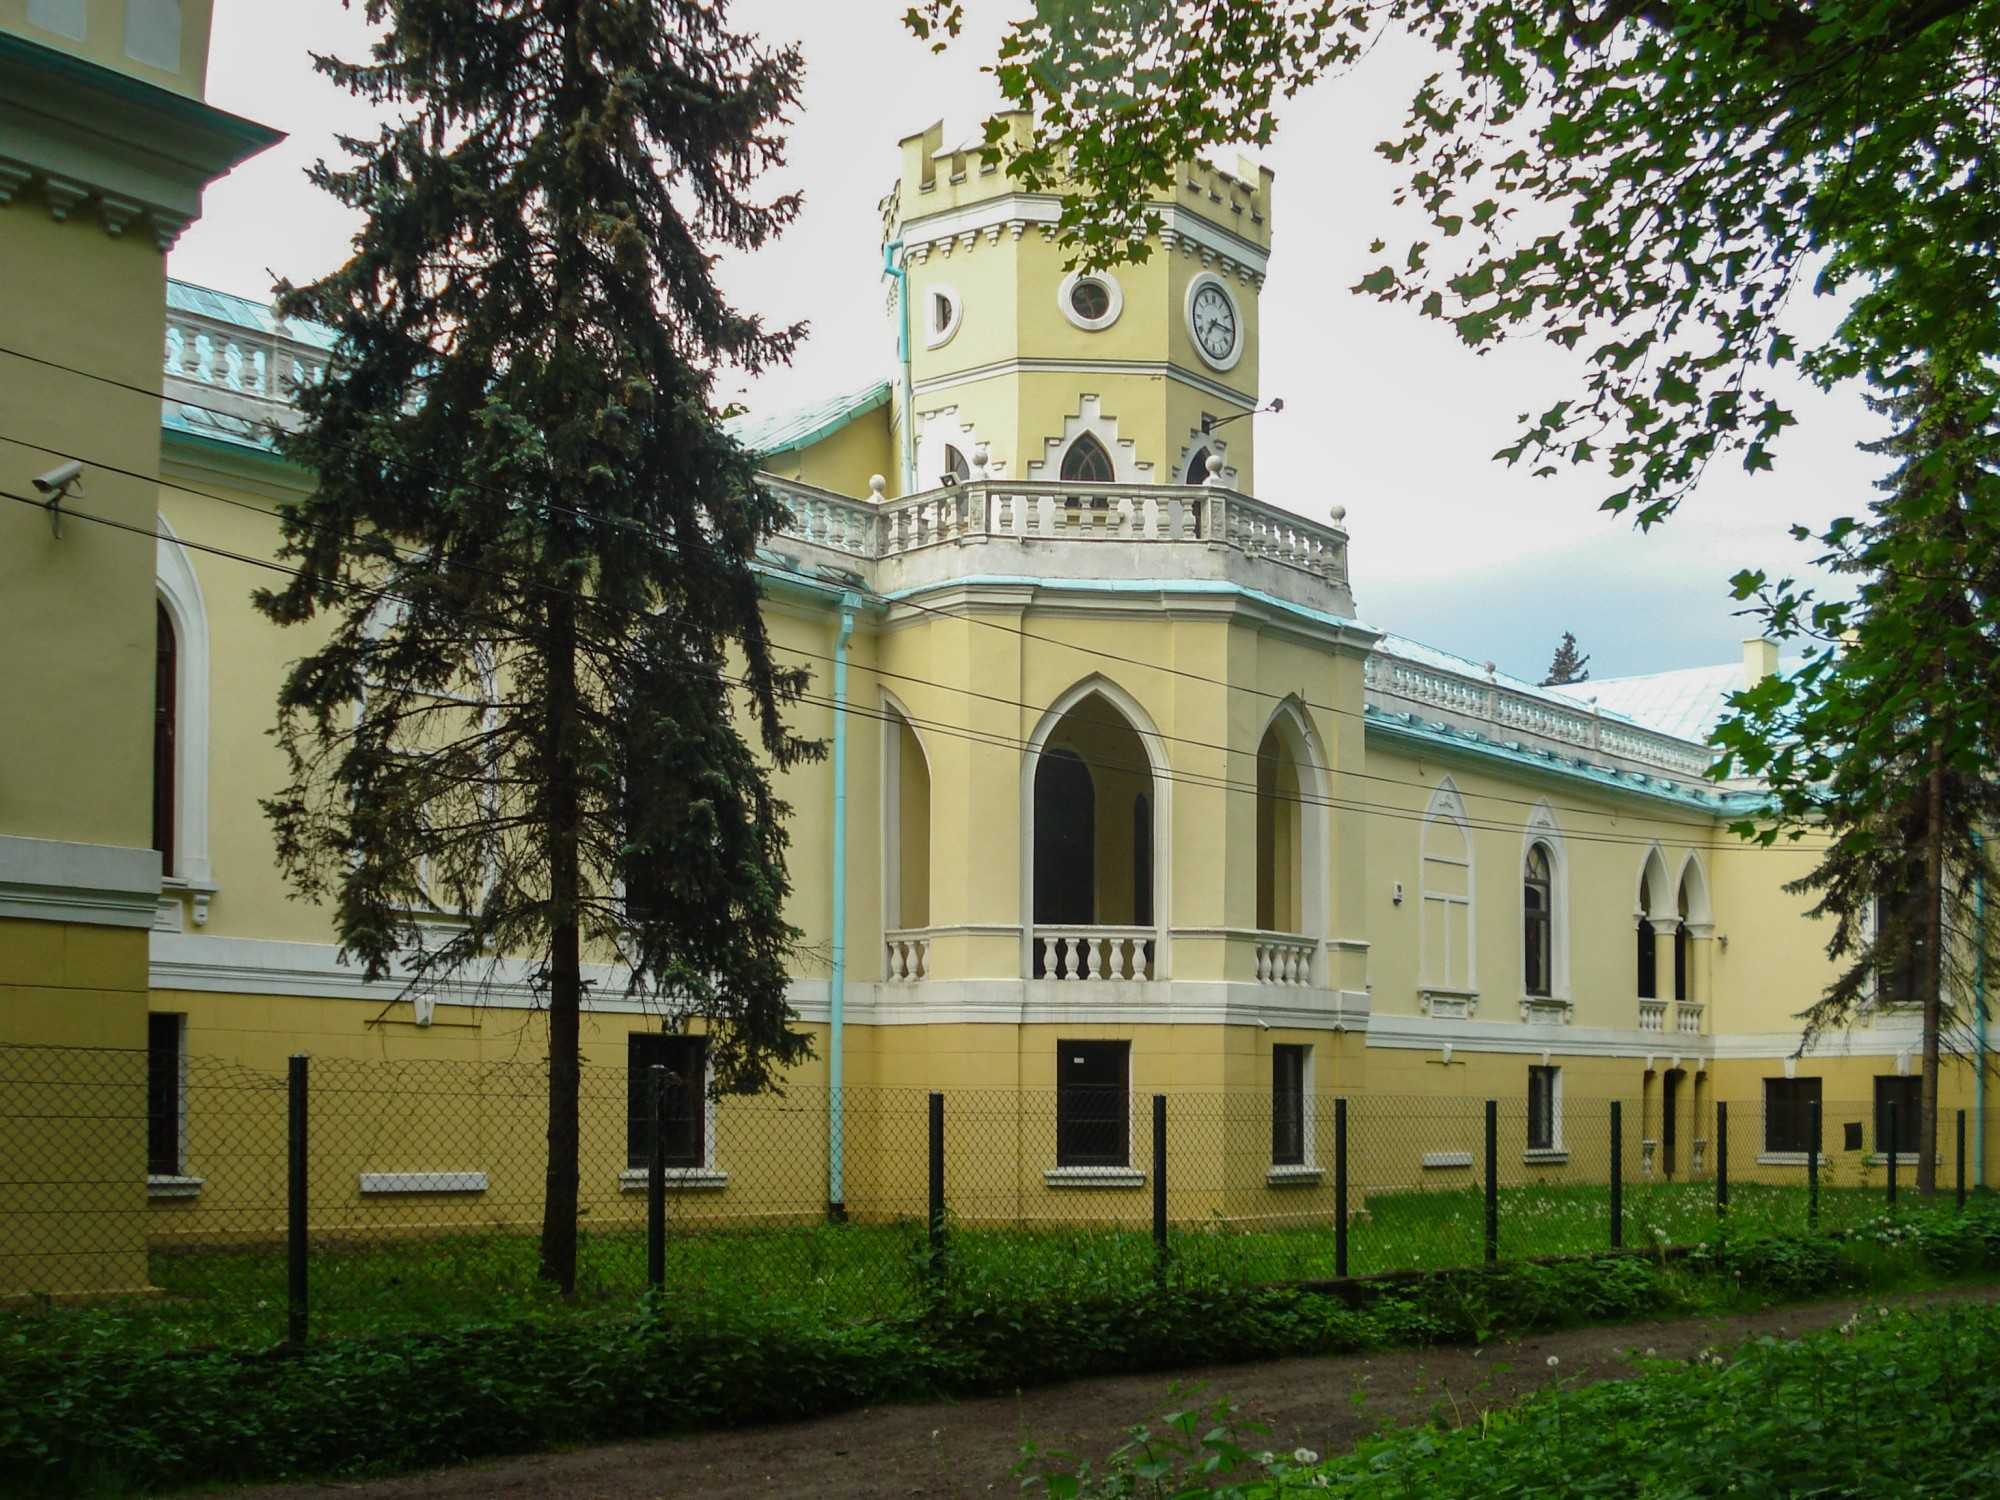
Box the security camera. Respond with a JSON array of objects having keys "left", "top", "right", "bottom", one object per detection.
[{"left": 33, "top": 461, "right": 82, "bottom": 496}]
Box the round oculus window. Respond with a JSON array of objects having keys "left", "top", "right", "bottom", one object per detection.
[{"left": 1068, "top": 277, "right": 1112, "bottom": 323}]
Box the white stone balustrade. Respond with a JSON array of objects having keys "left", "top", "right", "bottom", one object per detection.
[
  {"left": 1675, "top": 1001, "right": 1704, "bottom": 1035},
  {"left": 1639, "top": 999, "right": 1667, "bottom": 1032},
  {"left": 763, "top": 478, "right": 1349, "bottom": 592},
  {"left": 1363, "top": 653, "right": 1716, "bottom": 781},
  {"left": 1253, "top": 934, "right": 1316, "bottom": 987},
  {"left": 1035, "top": 927, "right": 1156, "bottom": 981},
  {"left": 883, "top": 930, "right": 930, "bottom": 982}
]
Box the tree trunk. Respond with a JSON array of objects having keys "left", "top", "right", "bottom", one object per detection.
[
  {"left": 1919, "top": 748, "right": 1945, "bottom": 1195},
  {"left": 539, "top": 589, "right": 583, "bottom": 1293}
]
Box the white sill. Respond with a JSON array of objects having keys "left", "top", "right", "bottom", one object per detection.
[
  {"left": 1266, "top": 1164, "right": 1323, "bottom": 1186},
  {"left": 1422, "top": 1151, "right": 1474, "bottom": 1170},
  {"left": 1864, "top": 1153, "right": 1923, "bottom": 1167},
  {"left": 1044, "top": 1166, "right": 1144, "bottom": 1189},
  {"left": 1756, "top": 1153, "right": 1834, "bottom": 1167},
  {"left": 618, "top": 1167, "right": 729, "bottom": 1192},
  {"left": 1523, "top": 1149, "right": 1569, "bottom": 1165},
  {"left": 359, "top": 1171, "right": 488, "bottom": 1195},
  {"left": 147, "top": 1174, "right": 204, "bottom": 1199}
]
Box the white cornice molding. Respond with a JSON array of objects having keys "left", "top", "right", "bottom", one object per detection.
[
  {"left": 0, "top": 835, "right": 160, "bottom": 929},
  {"left": 150, "top": 930, "right": 834, "bottom": 1020},
  {"left": 914, "top": 356, "right": 1256, "bottom": 411},
  {"left": 895, "top": 193, "right": 1270, "bottom": 275},
  {"left": 0, "top": 35, "right": 280, "bottom": 250}
]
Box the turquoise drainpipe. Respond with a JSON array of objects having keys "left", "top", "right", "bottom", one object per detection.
[
  {"left": 1977, "top": 830, "right": 1989, "bottom": 1189},
  {"left": 827, "top": 592, "right": 860, "bottom": 1221},
  {"left": 882, "top": 238, "right": 914, "bottom": 493}
]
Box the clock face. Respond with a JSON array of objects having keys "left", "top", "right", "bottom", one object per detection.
[{"left": 1190, "top": 283, "right": 1238, "bottom": 364}]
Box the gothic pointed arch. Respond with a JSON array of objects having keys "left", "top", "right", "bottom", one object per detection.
[
  {"left": 1021, "top": 675, "right": 1172, "bottom": 978},
  {"left": 1026, "top": 394, "right": 1153, "bottom": 482},
  {"left": 1419, "top": 777, "right": 1476, "bottom": 1005},
  {"left": 155, "top": 515, "right": 211, "bottom": 887},
  {"left": 880, "top": 690, "right": 933, "bottom": 939},
  {"left": 1254, "top": 697, "right": 1328, "bottom": 965},
  {"left": 1521, "top": 800, "right": 1570, "bottom": 1005}
]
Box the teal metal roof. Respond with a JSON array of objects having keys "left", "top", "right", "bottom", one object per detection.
[
  {"left": 725, "top": 379, "right": 890, "bottom": 458},
  {"left": 166, "top": 278, "right": 342, "bottom": 350}
]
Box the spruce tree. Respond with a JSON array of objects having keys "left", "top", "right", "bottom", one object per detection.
[
  {"left": 1542, "top": 632, "right": 1590, "bottom": 687},
  {"left": 1719, "top": 355, "right": 2000, "bottom": 1193},
  {"left": 256, "top": 0, "right": 819, "bottom": 1290}
]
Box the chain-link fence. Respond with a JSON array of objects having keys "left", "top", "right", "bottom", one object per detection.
[{"left": 0, "top": 1043, "right": 1983, "bottom": 1348}]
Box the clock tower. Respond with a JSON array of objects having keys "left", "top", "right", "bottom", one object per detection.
[{"left": 882, "top": 115, "right": 1272, "bottom": 497}]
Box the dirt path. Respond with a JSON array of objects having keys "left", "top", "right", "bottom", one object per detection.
[{"left": 232, "top": 1283, "right": 2000, "bottom": 1499}]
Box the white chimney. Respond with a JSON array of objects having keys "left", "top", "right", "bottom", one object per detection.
[{"left": 1742, "top": 637, "right": 1779, "bottom": 685}]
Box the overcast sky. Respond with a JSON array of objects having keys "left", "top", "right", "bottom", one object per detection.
[{"left": 172, "top": 1, "right": 1878, "bottom": 684}]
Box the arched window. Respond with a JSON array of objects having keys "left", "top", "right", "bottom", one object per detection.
[
  {"left": 1133, "top": 793, "right": 1153, "bottom": 927},
  {"left": 153, "top": 600, "right": 177, "bottom": 876},
  {"left": 1523, "top": 843, "right": 1553, "bottom": 998},
  {"left": 1059, "top": 432, "right": 1114, "bottom": 484},
  {"left": 941, "top": 444, "right": 969, "bottom": 485},
  {"left": 1184, "top": 446, "right": 1212, "bottom": 485},
  {"left": 1636, "top": 871, "right": 1658, "bottom": 999},
  {"left": 1673, "top": 879, "right": 1691, "bottom": 1002}
]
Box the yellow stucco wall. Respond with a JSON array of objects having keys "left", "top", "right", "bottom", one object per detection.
[{"left": 1, "top": 0, "right": 215, "bottom": 98}]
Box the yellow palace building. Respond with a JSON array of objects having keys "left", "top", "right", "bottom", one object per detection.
[{"left": 1, "top": 6, "right": 1991, "bottom": 1293}]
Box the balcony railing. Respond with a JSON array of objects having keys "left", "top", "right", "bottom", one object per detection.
[
  {"left": 1639, "top": 999, "right": 1668, "bottom": 1032},
  {"left": 1251, "top": 933, "right": 1316, "bottom": 987},
  {"left": 763, "top": 476, "right": 1349, "bottom": 593},
  {"left": 1363, "top": 653, "right": 1716, "bottom": 781},
  {"left": 883, "top": 930, "right": 931, "bottom": 982},
  {"left": 1032, "top": 926, "right": 1157, "bottom": 982}
]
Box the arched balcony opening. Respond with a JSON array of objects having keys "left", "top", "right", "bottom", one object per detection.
[
  {"left": 881, "top": 699, "right": 933, "bottom": 980},
  {"left": 1255, "top": 723, "right": 1301, "bottom": 935},
  {"left": 1025, "top": 685, "right": 1165, "bottom": 981}
]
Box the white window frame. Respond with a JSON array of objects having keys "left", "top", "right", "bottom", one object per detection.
[
  {"left": 1059, "top": 269, "right": 1124, "bottom": 331},
  {"left": 1267, "top": 1042, "right": 1321, "bottom": 1183},
  {"left": 1519, "top": 802, "right": 1571, "bottom": 1011},
  {"left": 1419, "top": 778, "right": 1477, "bottom": 1005},
  {"left": 1526, "top": 1062, "right": 1565, "bottom": 1159},
  {"left": 619, "top": 1033, "right": 727, "bottom": 1191},
  {"left": 923, "top": 282, "right": 962, "bottom": 349}
]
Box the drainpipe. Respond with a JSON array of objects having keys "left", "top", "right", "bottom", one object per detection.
[
  {"left": 827, "top": 592, "right": 860, "bottom": 1222},
  {"left": 882, "top": 238, "right": 914, "bottom": 494},
  {"left": 1977, "top": 830, "right": 1988, "bottom": 1189}
]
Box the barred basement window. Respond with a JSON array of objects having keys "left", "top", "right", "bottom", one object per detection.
[
  {"left": 1527, "top": 1064, "right": 1560, "bottom": 1152},
  {"left": 1057, "top": 1040, "right": 1129, "bottom": 1167},
  {"left": 1874, "top": 1075, "right": 1921, "bottom": 1155},
  {"left": 1272, "top": 1045, "right": 1308, "bottom": 1166},
  {"left": 627, "top": 1033, "right": 705, "bottom": 1169},
  {"left": 147, "top": 1013, "right": 185, "bottom": 1177},
  {"left": 1764, "top": 1076, "right": 1822, "bottom": 1155}
]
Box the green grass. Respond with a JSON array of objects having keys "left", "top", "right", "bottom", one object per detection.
[
  {"left": 0, "top": 1179, "right": 1938, "bottom": 1353},
  {"left": 1024, "top": 1299, "right": 2000, "bottom": 1497}
]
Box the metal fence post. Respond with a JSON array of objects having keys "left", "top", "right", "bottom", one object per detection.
[
  {"left": 1716, "top": 1101, "right": 1728, "bottom": 1218},
  {"left": 1887, "top": 1101, "right": 1899, "bottom": 1208},
  {"left": 1610, "top": 1100, "right": 1623, "bottom": 1250},
  {"left": 1335, "top": 1096, "right": 1349, "bottom": 1278},
  {"left": 287, "top": 1053, "right": 308, "bottom": 1349},
  {"left": 927, "top": 1091, "right": 945, "bottom": 1276},
  {"left": 1152, "top": 1094, "right": 1168, "bottom": 1267},
  {"left": 1484, "top": 1099, "right": 1498, "bottom": 1266},
  {"left": 1808, "top": 1096, "right": 1821, "bottom": 1228},
  {"left": 646, "top": 1064, "right": 667, "bottom": 1290},
  {"left": 1958, "top": 1109, "right": 1967, "bottom": 1210}
]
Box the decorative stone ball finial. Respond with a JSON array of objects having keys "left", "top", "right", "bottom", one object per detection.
[
  {"left": 971, "top": 442, "right": 989, "bottom": 478},
  {"left": 867, "top": 474, "right": 886, "bottom": 502},
  {"left": 1205, "top": 450, "right": 1227, "bottom": 485},
  {"left": 1329, "top": 504, "right": 1347, "bottom": 526}
]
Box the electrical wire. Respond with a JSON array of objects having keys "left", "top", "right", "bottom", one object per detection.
[{"left": 1, "top": 483, "right": 1829, "bottom": 857}]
